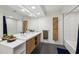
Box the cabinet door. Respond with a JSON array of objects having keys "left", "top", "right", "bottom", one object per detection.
[
  {"left": 53, "top": 17, "right": 58, "bottom": 41},
  {"left": 26, "top": 38, "right": 35, "bottom": 54},
  {"left": 35, "top": 34, "right": 41, "bottom": 46},
  {"left": 37, "top": 34, "right": 41, "bottom": 45}
]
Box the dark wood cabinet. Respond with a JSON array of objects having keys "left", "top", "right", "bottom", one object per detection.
[
  {"left": 23, "top": 21, "right": 28, "bottom": 33},
  {"left": 26, "top": 34, "right": 41, "bottom": 54}
]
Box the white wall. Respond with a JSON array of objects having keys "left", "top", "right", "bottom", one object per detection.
[
  {"left": 28, "top": 15, "right": 63, "bottom": 45},
  {"left": 63, "top": 5, "right": 79, "bottom": 53},
  {"left": 64, "top": 12, "right": 79, "bottom": 53},
  {"left": 0, "top": 13, "right": 3, "bottom": 37}
]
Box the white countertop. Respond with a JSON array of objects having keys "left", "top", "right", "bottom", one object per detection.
[
  {"left": 14, "top": 31, "right": 41, "bottom": 41},
  {"left": 0, "top": 32, "right": 41, "bottom": 49},
  {"left": 0, "top": 39, "right": 25, "bottom": 48}
]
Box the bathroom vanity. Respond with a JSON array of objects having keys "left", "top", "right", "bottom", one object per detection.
[{"left": 0, "top": 32, "right": 41, "bottom": 54}]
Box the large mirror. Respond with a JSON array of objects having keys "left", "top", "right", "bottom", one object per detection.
[{"left": 6, "top": 17, "right": 23, "bottom": 35}]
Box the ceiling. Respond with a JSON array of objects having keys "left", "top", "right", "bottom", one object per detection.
[
  {"left": 41, "top": 5, "right": 64, "bottom": 15},
  {"left": 72, "top": 6, "right": 79, "bottom": 13},
  {"left": 0, "top": 5, "right": 64, "bottom": 18}
]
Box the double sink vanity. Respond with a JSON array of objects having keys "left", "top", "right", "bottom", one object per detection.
[{"left": 0, "top": 32, "right": 41, "bottom": 54}]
